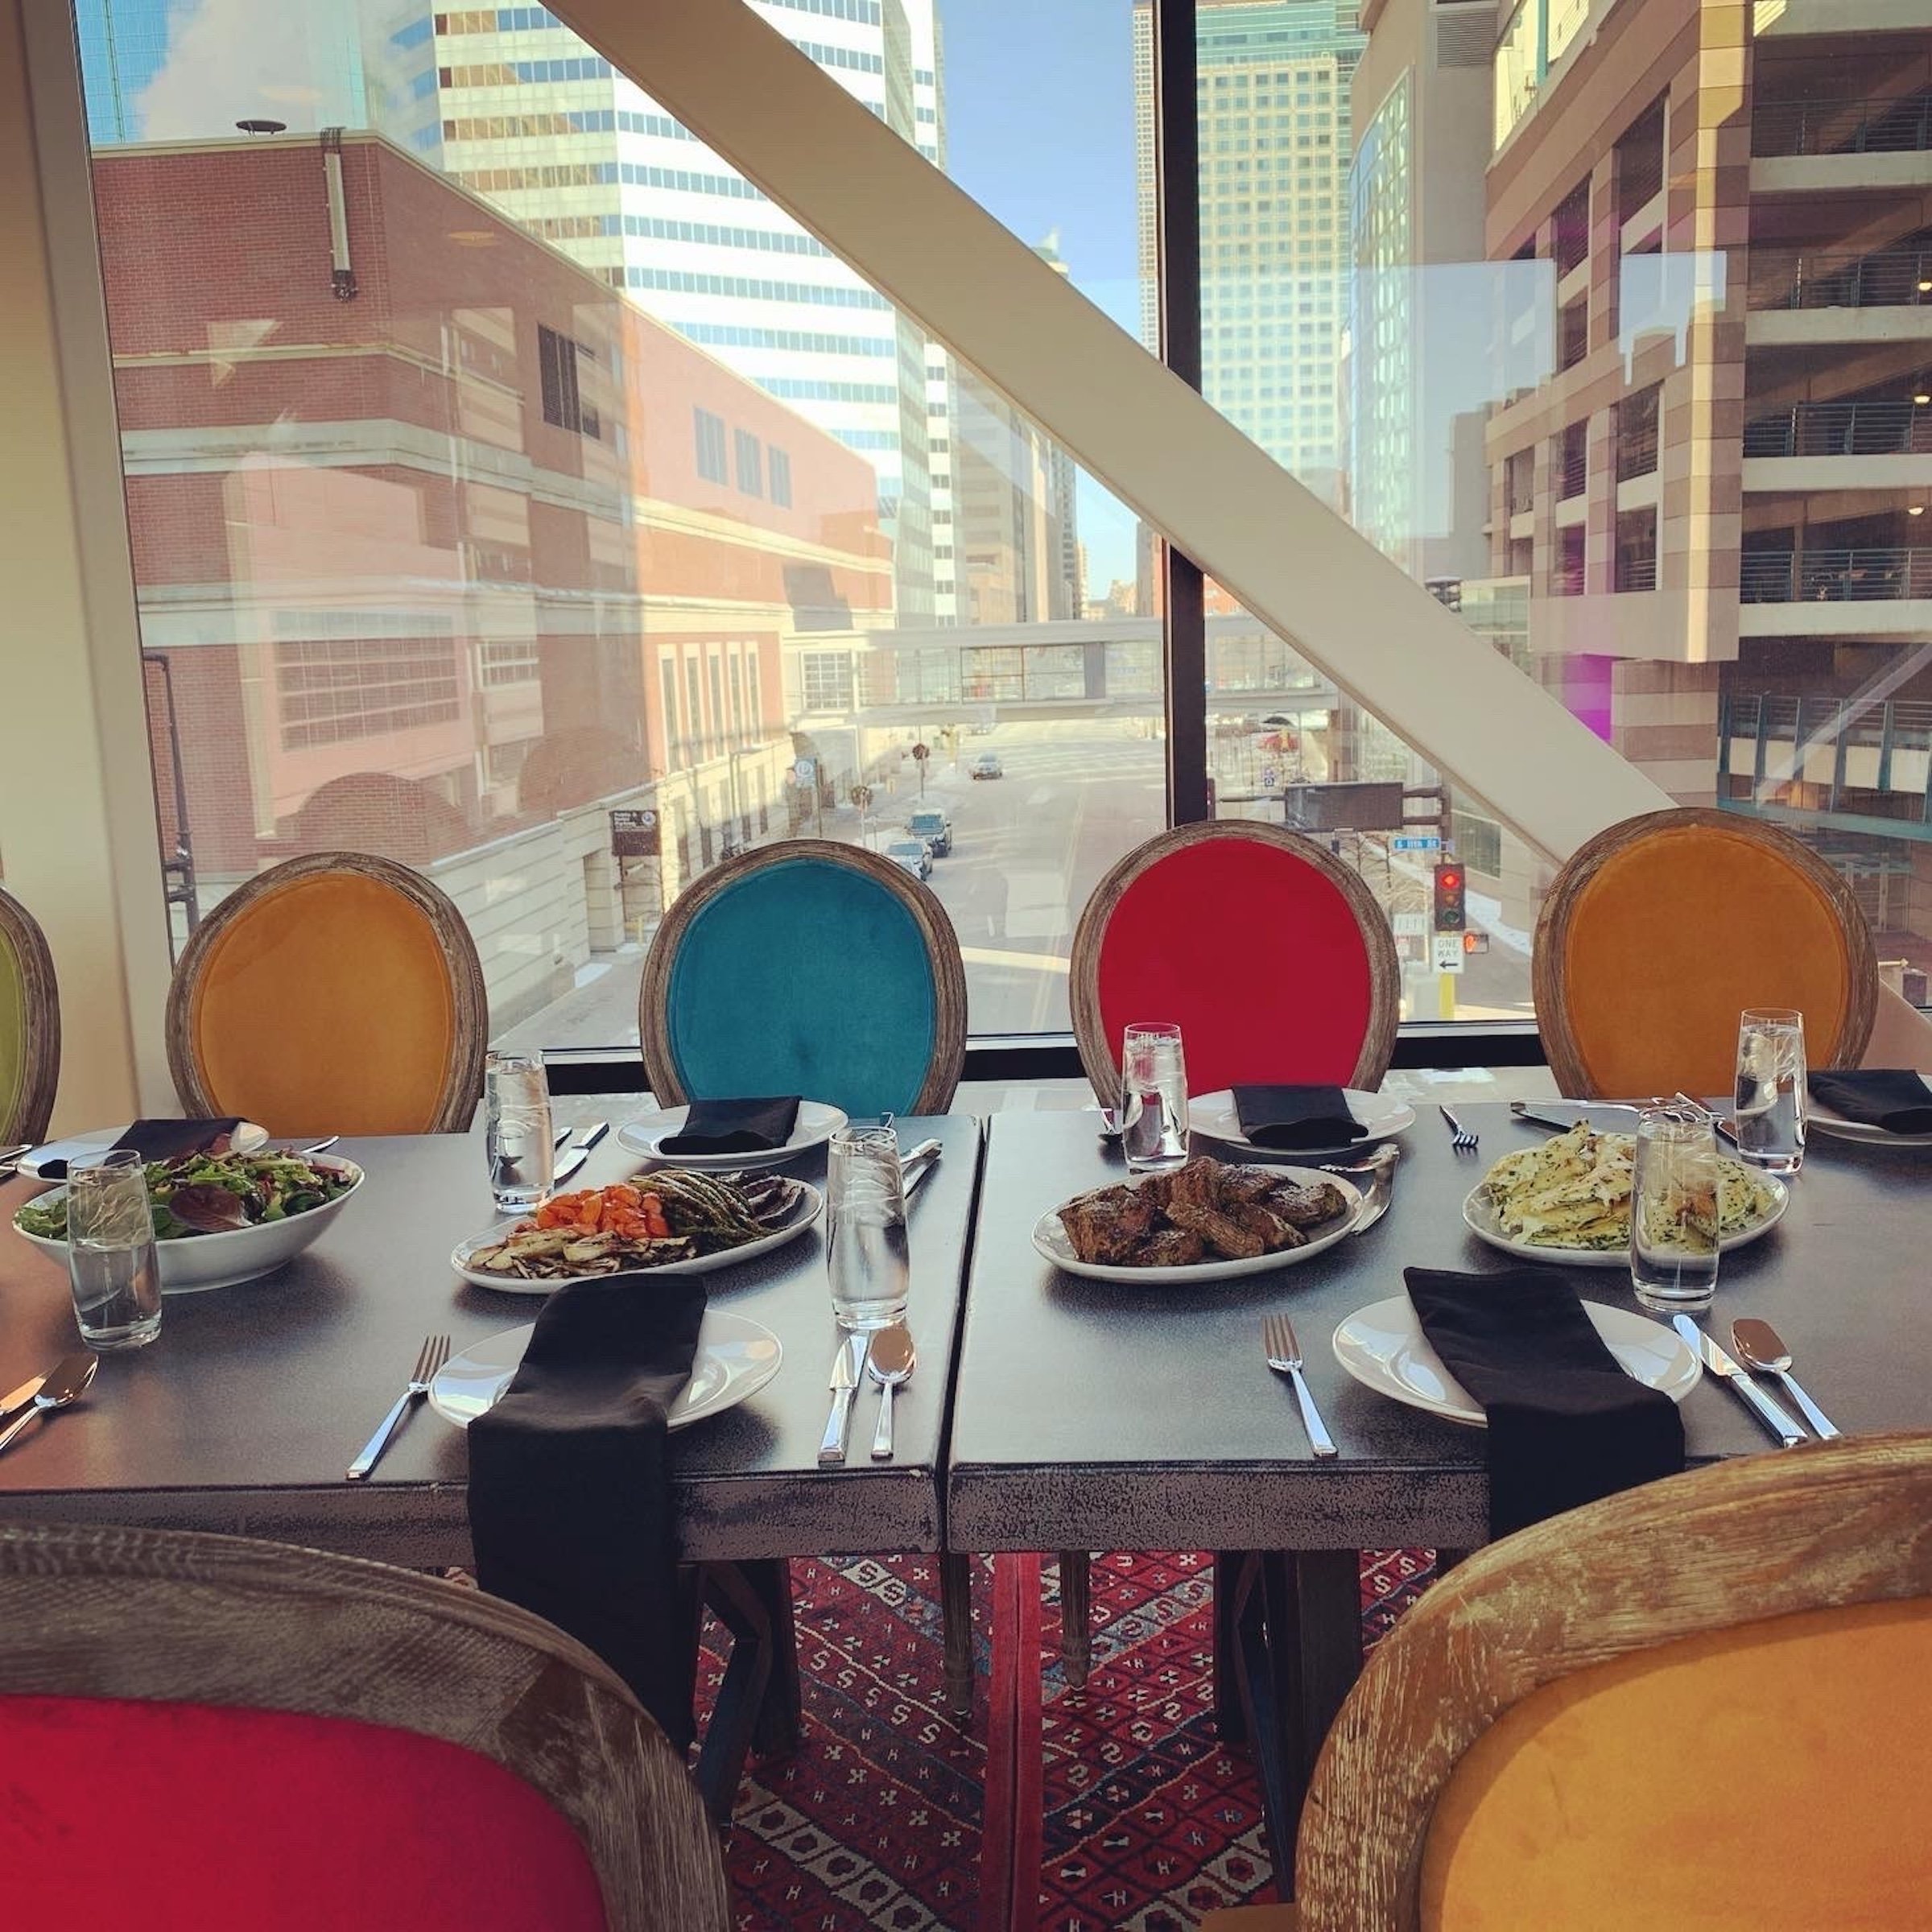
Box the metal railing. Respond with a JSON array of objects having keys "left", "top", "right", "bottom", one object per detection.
[
  {"left": 1616, "top": 553, "right": 1657, "bottom": 592},
  {"left": 1505, "top": 463, "right": 1534, "bottom": 515},
  {"left": 1748, "top": 244, "right": 1932, "bottom": 311},
  {"left": 1615, "top": 419, "right": 1658, "bottom": 481},
  {"left": 1558, "top": 432, "right": 1588, "bottom": 499},
  {"left": 1739, "top": 545, "right": 1932, "bottom": 603},
  {"left": 1752, "top": 92, "right": 1932, "bottom": 159},
  {"left": 1742, "top": 398, "right": 1932, "bottom": 458}
]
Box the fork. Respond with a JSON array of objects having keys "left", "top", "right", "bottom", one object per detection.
[
  {"left": 1439, "top": 1104, "right": 1480, "bottom": 1154},
  {"left": 346, "top": 1335, "right": 450, "bottom": 1481},
  {"left": 1261, "top": 1315, "right": 1337, "bottom": 1459}
]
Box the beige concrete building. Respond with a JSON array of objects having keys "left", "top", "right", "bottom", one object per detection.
[{"left": 1484, "top": 0, "right": 1932, "bottom": 959}]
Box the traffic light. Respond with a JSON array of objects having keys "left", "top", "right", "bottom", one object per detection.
[{"left": 1432, "top": 861, "right": 1466, "bottom": 933}]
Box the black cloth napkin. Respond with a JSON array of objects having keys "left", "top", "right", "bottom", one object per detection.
[
  {"left": 467, "top": 1272, "right": 708, "bottom": 1748},
  {"left": 1231, "top": 1084, "right": 1364, "bottom": 1150},
  {"left": 1405, "top": 1267, "right": 1684, "bottom": 1540},
  {"left": 659, "top": 1095, "right": 801, "bottom": 1155},
  {"left": 34, "top": 1118, "right": 245, "bottom": 1180},
  {"left": 1810, "top": 1069, "right": 1932, "bottom": 1136}
]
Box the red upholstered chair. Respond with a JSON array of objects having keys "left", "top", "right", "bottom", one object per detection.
[
  {"left": 0, "top": 1521, "right": 730, "bottom": 1931},
  {"left": 1071, "top": 820, "right": 1402, "bottom": 1104}
]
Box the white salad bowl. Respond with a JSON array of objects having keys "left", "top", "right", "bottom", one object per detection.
[{"left": 12, "top": 1154, "right": 365, "bottom": 1294}]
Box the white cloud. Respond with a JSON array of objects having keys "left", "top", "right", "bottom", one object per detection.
[{"left": 133, "top": 0, "right": 358, "bottom": 142}]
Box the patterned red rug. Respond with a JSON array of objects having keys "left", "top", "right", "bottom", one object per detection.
[{"left": 704, "top": 1549, "right": 1439, "bottom": 1930}]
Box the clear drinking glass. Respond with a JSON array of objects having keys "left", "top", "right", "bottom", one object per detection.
[
  {"left": 64, "top": 1148, "right": 162, "bottom": 1350},
  {"left": 826, "top": 1125, "right": 910, "bottom": 1332},
  {"left": 1629, "top": 1108, "right": 1723, "bottom": 1314},
  {"left": 1119, "top": 1022, "right": 1189, "bottom": 1174},
  {"left": 1733, "top": 1008, "right": 1806, "bottom": 1174},
  {"left": 485, "top": 1051, "right": 554, "bottom": 1216}
]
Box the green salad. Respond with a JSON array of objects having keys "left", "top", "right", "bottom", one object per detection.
[{"left": 15, "top": 1150, "right": 356, "bottom": 1242}]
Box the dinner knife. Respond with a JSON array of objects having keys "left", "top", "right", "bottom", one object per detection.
[
  {"left": 0, "top": 1369, "right": 47, "bottom": 1422},
  {"left": 818, "top": 1334, "right": 868, "bottom": 1466},
  {"left": 900, "top": 1137, "right": 942, "bottom": 1199},
  {"left": 1673, "top": 1315, "right": 1805, "bottom": 1447}
]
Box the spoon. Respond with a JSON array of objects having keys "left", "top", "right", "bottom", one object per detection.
[
  {"left": 867, "top": 1323, "right": 916, "bottom": 1461},
  {"left": 0, "top": 1352, "right": 97, "bottom": 1456},
  {"left": 1730, "top": 1319, "right": 1839, "bottom": 1439}
]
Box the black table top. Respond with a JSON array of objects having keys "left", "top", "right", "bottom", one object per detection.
[
  {"left": 0, "top": 1116, "right": 983, "bottom": 1568},
  {"left": 945, "top": 1104, "right": 1932, "bottom": 1554}
]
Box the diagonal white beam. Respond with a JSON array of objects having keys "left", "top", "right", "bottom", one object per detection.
[{"left": 554, "top": 0, "right": 1669, "bottom": 861}]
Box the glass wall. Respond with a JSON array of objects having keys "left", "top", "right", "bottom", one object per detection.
[{"left": 73, "top": 0, "right": 1932, "bottom": 1049}]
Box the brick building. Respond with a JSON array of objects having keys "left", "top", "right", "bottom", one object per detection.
[{"left": 95, "top": 130, "right": 891, "bottom": 1022}]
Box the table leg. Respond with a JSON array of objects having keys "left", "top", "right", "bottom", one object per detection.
[
  {"left": 1212, "top": 1550, "right": 1252, "bottom": 1746},
  {"left": 941, "top": 1550, "right": 975, "bottom": 1717},
  {"left": 1232, "top": 1550, "right": 1365, "bottom": 1901},
  {"left": 1058, "top": 1550, "right": 1091, "bottom": 1688},
  {"left": 693, "top": 1563, "right": 774, "bottom": 1824},
  {"left": 983, "top": 1554, "right": 1044, "bottom": 1932},
  {"left": 738, "top": 1557, "right": 803, "bottom": 1758}
]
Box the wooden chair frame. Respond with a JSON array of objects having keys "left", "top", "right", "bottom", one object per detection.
[
  {"left": 1534, "top": 806, "right": 1878, "bottom": 1099},
  {"left": 0, "top": 1521, "right": 731, "bottom": 1929},
  {"left": 166, "top": 852, "right": 489, "bottom": 1133},
  {"left": 1295, "top": 1433, "right": 1932, "bottom": 1927},
  {"left": 639, "top": 839, "right": 968, "bottom": 1114},
  {"left": 1069, "top": 820, "right": 1402, "bottom": 1104},
  {"left": 0, "top": 883, "right": 60, "bottom": 1145}
]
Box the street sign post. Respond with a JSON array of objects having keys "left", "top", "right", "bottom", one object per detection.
[
  {"left": 1433, "top": 933, "right": 1466, "bottom": 975},
  {"left": 1393, "top": 910, "right": 1427, "bottom": 938},
  {"left": 609, "top": 807, "right": 659, "bottom": 857},
  {"left": 793, "top": 757, "right": 815, "bottom": 785},
  {"left": 1390, "top": 835, "right": 1442, "bottom": 852},
  {"left": 911, "top": 741, "right": 929, "bottom": 795}
]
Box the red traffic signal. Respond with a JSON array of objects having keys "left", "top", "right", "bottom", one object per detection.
[{"left": 1432, "top": 861, "right": 1467, "bottom": 933}]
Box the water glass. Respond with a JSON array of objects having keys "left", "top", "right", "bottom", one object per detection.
[
  {"left": 485, "top": 1051, "right": 554, "bottom": 1216},
  {"left": 1629, "top": 1108, "right": 1723, "bottom": 1314},
  {"left": 1732, "top": 1008, "right": 1806, "bottom": 1174},
  {"left": 826, "top": 1125, "right": 910, "bottom": 1332},
  {"left": 1119, "top": 1022, "right": 1189, "bottom": 1174},
  {"left": 65, "top": 1149, "right": 162, "bottom": 1350}
]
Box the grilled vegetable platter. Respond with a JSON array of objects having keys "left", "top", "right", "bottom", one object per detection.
[{"left": 452, "top": 1169, "right": 821, "bottom": 1290}]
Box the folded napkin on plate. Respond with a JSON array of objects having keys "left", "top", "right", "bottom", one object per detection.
[
  {"left": 1405, "top": 1266, "right": 1684, "bottom": 1540},
  {"left": 467, "top": 1272, "right": 708, "bottom": 1748},
  {"left": 1231, "top": 1084, "right": 1364, "bottom": 1150},
  {"left": 659, "top": 1095, "right": 802, "bottom": 1155},
  {"left": 30, "top": 1118, "right": 246, "bottom": 1181},
  {"left": 1809, "top": 1069, "right": 1932, "bottom": 1136}
]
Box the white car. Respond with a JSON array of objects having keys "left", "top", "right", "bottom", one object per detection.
[{"left": 885, "top": 838, "right": 933, "bottom": 881}]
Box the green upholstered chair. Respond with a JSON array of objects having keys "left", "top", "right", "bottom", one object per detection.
[
  {"left": 639, "top": 840, "right": 967, "bottom": 1118},
  {"left": 0, "top": 885, "right": 60, "bottom": 1146}
]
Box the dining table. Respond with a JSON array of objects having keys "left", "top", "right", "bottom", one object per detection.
[
  {"left": 945, "top": 1101, "right": 1932, "bottom": 1905},
  {"left": 0, "top": 1108, "right": 985, "bottom": 1800}
]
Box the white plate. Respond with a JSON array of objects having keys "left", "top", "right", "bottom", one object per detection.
[
  {"left": 616, "top": 1100, "right": 848, "bottom": 1170},
  {"left": 13, "top": 1156, "right": 363, "bottom": 1294},
  {"left": 1461, "top": 1170, "right": 1785, "bottom": 1269},
  {"left": 1187, "top": 1088, "right": 1414, "bottom": 1158},
  {"left": 1806, "top": 1082, "right": 1932, "bottom": 1148},
  {"left": 1331, "top": 1294, "right": 1700, "bottom": 1426},
  {"left": 451, "top": 1179, "right": 823, "bottom": 1294},
  {"left": 1031, "top": 1165, "right": 1364, "bottom": 1284},
  {"left": 428, "top": 1311, "right": 782, "bottom": 1434},
  {"left": 18, "top": 1121, "right": 271, "bottom": 1183}
]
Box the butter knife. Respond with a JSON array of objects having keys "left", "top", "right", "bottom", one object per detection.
[
  {"left": 817, "top": 1334, "right": 868, "bottom": 1466},
  {"left": 900, "top": 1137, "right": 942, "bottom": 1199},
  {"left": 1673, "top": 1315, "right": 1805, "bottom": 1447}
]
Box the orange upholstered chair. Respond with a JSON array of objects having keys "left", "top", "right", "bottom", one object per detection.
[
  {"left": 1071, "top": 821, "right": 1401, "bottom": 1105},
  {"left": 167, "top": 852, "right": 487, "bottom": 1137},
  {"left": 1534, "top": 807, "right": 1877, "bottom": 1099},
  {"left": 1207, "top": 1433, "right": 1932, "bottom": 1930},
  {"left": 0, "top": 1521, "right": 730, "bottom": 1929}
]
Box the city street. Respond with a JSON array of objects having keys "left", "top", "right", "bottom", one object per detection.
[{"left": 497, "top": 718, "right": 1532, "bottom": 1052}]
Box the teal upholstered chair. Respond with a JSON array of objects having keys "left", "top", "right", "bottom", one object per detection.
[
  {"left": 0, "top": 886, "right": 60, "bottom": 1146},
  {"left": 639, "top": 840, "right": 966, "bottom": 1118},
  {"left": 639, "top": 841, "right": 968, "bottom": 1730}
]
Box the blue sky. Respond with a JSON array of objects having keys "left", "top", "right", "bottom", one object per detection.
[{"left": 935, "top": 0, "right": 1147, "bottom": 588}]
